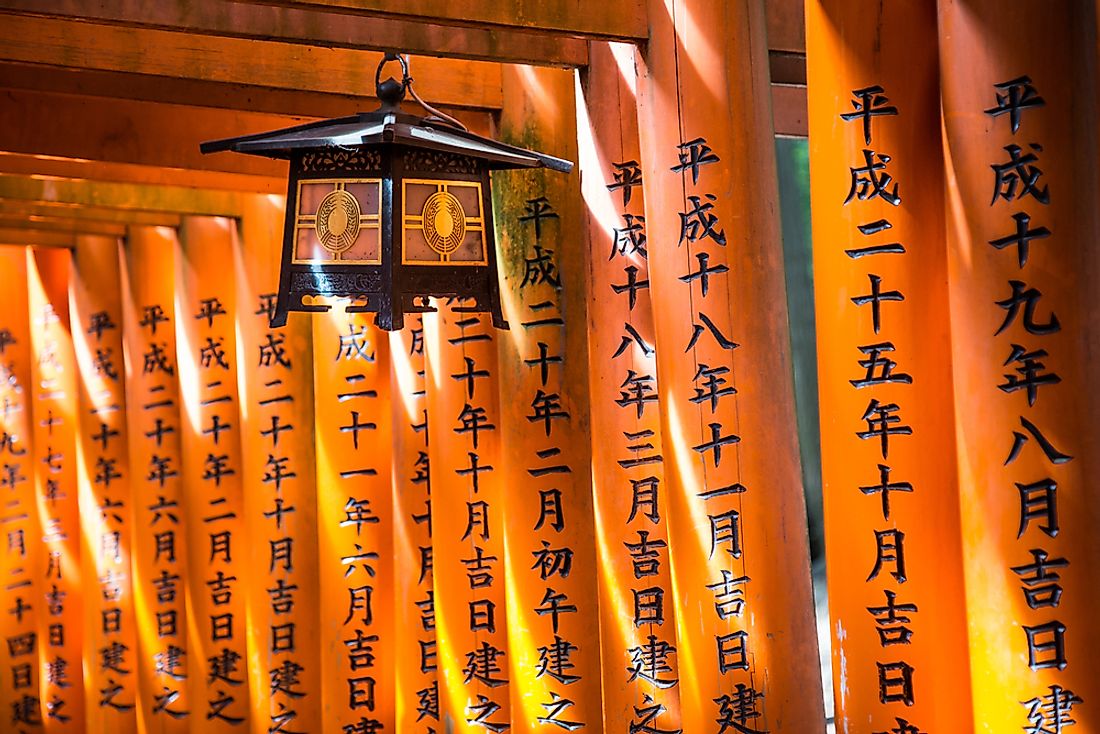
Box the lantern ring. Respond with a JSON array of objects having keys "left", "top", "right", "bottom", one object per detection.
[{"left": 375, "top": 52, "right": 410, "bottom": 104}]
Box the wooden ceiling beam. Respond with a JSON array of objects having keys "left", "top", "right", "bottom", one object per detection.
[
  {"left": 0, "top": 0, "right": 586, "bottom": 68},
  {"left": 236, "top": 0, "right": 647, "bottom": 42},
  {"left": 0, "top": 13, "right": 504, "bottom": 110}
]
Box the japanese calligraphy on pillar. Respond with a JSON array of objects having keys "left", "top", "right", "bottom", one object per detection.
[
  {"left": 122, "top": 226, "right": 190, "bottom": 728},
  {"left": 71, "top": 235, "right": 139, "bottom": 730},
  {"left": 28, "top": 248, "right": 84, "bottom": 732},
  {"left": 577, "top": 42, "right": 682, "bottom": 733},
  {"left": 0, "top": 248, "right": 41, "bottom": 732},
  {"left": 805, "top": 3, "right": 975, "bottom": 732},
  {"left": 389, "top": 315, "right": 438, "bottom": 732},
  {"left": 424, "top": 303, "right": 509, "bottom": 734},
  {"left": 235, "top": 195, "right": 322, "bottom": 734},
  {"left": 496, "top": 64, "right": 603, "bottom": 732},
  {"left": 314, "top": 311, "right": 393, "bottom": 732},
  {"left": 176, "top": 217, "right": 250, "bottom": 729},
  {"left": 635, "top": 0, "right": 825, "bottom": 730},
  {"left": 938, "top": 2, "right": 1100, "bottom": 727}
]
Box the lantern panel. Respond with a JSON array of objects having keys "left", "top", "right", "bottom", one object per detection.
[
  {"left": 293, "top": 178, "right": 382, "bottom": 264},
  {"left": 401, "top": 179, "right": 487, "bottom": 266}
]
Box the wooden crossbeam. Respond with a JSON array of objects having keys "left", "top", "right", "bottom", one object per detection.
[
  {"left": 0, "top": 199, "right": 182, "bottom": 227},
  {"left": 0, "top": 13, "right": 503, "bottom": 110},
  {"left": 0, "top": 227, "right": 75, "bottom": 247},
  {"left": 0, "top": 0, "right": 587, "bottom": 68},
  {"left": 236, "top": 0, "right": 647, "bottom": 41},
  {"left": 0, "top": 89, "right": 300, "bottom": 180},
  {"left": 0, "top": 214, "right": 126, "bottom": 237},
  {"left": 0, "top": 173, "right": 251, "bottom": 217}
]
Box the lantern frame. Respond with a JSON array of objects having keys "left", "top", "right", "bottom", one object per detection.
[{"left": 201, "top": 53, "right": 572, "bottom": 330}]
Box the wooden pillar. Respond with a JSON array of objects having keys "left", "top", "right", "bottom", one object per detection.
[
  {"left": 389, "top": 315, "right": 438, "bottom": 732},
  {"left": 121, "top": 226, "right": 191, "bottom": 730},
  {"left": 806, "top": 3, "right": 976, "bottom": 731},
  {"left": 424, "top": 303, "right": 509, "bottom": 734},
  {"left": 28, "top": 247, "right": 84, "bottom": 733},
  {"left": 0, "top": 247, "right": 41, "bottom": 732},
  {"left": 176, "top": 216, "right": 250, "bottom": 730},
  {"left": 71, "top": 235, "right": 139, "bottom": 731},
  {"left": 576, "top": 42, "right": 682, "bottom": 731},
  {"left": 939, "top": 1, "right": 1100, "bottom": 728},
  {"left": 312, "top": 311, "right": 394, "bottom": 732},
  {"left": 634, "top": 0, "right": 826, "bottom": 730},
  {"left": 494, "top": 63, "right": 604, "bottom": 732},
  {"left": 234, "top": 195, "right": 322, "bottom": 734}
]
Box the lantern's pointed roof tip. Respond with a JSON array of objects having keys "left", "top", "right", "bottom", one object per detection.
[{"left": 200, "top": 109, "right": 573, "bottom": 174}]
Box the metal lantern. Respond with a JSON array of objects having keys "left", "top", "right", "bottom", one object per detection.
[{"left": 200, "top": 53, "right": 572, "bottom": 330}]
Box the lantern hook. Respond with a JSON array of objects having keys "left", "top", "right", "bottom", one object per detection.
[{"left": 376, "top": 52, "right": 468, "bottom": 132}]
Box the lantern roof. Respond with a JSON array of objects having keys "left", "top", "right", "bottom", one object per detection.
[{"left": 200, "top": 109, "right": 573, "bottom": 173}]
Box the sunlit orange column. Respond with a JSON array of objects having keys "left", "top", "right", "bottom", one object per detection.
[
  {"left": 71, "top": 235, "right": 139, "bottom": 730},
  {"left": 493, "top": 63, "right": 603, "bottom": 734},
  {"left": 389, "top": 315, "right": 438, "bottom": 732},
  {"left": 939, "top": 1, "right": 1100, "bottom": 729},
  {"left": 0, "top": 247, "right": 42, "bottom": 731},
  {"left": 634, "top": 1, "right": 825, "bottom": 729},
  {"left": 121, "top": 226, "right": 192, "bottom": 729},
  {"left": 176, "top": 216, "right": 250, "bottom": 730},
  {"left": 576, "top": 43, "right": 682, "bottom": 731},
  {"left": 27, "top": 247, "right": 84, "bottom": 732},
  {"left": 313, "top": 311, "right": 394, "bottom": 732},
  {"left": 234, "top": 195, "right": 322, "bottom": 734},
  {"left": 423, "top": 303, "right": 509, "bottom": 734},
  {"left": 807, "top": 2, "right": 976, "bottom": 731}
]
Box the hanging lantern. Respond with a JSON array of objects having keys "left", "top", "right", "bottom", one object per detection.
[{"left": 200, "top": 53, "right": 572, "bottom": 330}]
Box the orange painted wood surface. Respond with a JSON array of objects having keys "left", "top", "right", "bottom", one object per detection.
[
  {"left": 313, "top": 311, "right": 394, "bottom": 732},
  {"left": 28, "top": 247, "right": 85, "bottom": 733},
  {"left": 388, "top": 315, "right": 439, "bottom": 732},
  {"left": 0, "top": 247, "right": 42, "bottom": 733},
  {"left": 234, "top": 195, "right": 322, "bottom": 734},
  {"left": 635, "top": 0, "right": 825, "bottom": 730},
  {"left": 807, "top": 0, "right": 976, "bottom": 730},
  {"left": 424, "top": 303, "right": 510, "bottom": 734},
  {"left": 176, "top": 216, "right": 251, "bottom": 730},
  {"left": 494, "top": 63, "right": 604, "bottom": 733},
  {"left": 121, "top": 226, "right": 191, "bottom": 731},
  {"left": 576, "top": 42, "right": 682, "bottom": 732},
  {"left": 71, "top": 235, "right": 139, "bottom": 732},
  {"left": 938, "top": 1, "right": 1100, "bottom": 730}
]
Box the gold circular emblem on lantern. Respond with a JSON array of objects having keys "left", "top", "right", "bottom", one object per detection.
[
  {"left": 421, "top": 191, "right": 466, "bottom": 255},
  {"left": 316, "top": 188, "right": 361, "bottom": 254}
]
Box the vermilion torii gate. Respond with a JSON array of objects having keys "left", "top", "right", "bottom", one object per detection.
[{"left": 0, "top": 2, "right": 1096, "bottom": 734}]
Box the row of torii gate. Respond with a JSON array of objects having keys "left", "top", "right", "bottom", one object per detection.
[{"left": 0, "top": 1, "right": 1096, "bottom": 733}]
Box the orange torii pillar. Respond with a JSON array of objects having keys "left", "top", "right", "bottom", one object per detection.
[
  {"left": 424, "top": 303, "right": 509, "bottom": 734},
  {"left": 388, "top": 315, "right": 438, "bottom": 732},
  {"left": 0, "top": 248, "right": 41, "bottom": 732},
  {"left": 122, "top": 226, "right": 191, "bottom": 729},
  {"left": 939, "top": 1, "right": 1100, "bottom": 729},
  {"left": 313, "top": 311, "right": 394, "bottom": 732},
  {"left": 576, "top": 42, "right": 682, "bottom": 730},
  {"left": 176, "top": 216, "right": 251, "bottom": 730},
  {"left": 807, "top": 2, "right": 975, "bottom": 731},
  {"left": 28, "top": 247, "right": 84, "bottom": 732},
  {"left": 234, "top": 195, "right": 322, "bottom": 734},
  {"left": 634, "top": 0, "right": 825, "bottom": 730},
  {"left": 493, "top": 64, "right": 603, "bottom": 732},
  {"left": 71, "top": 235, "right": 140, "bottom": 731}
]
